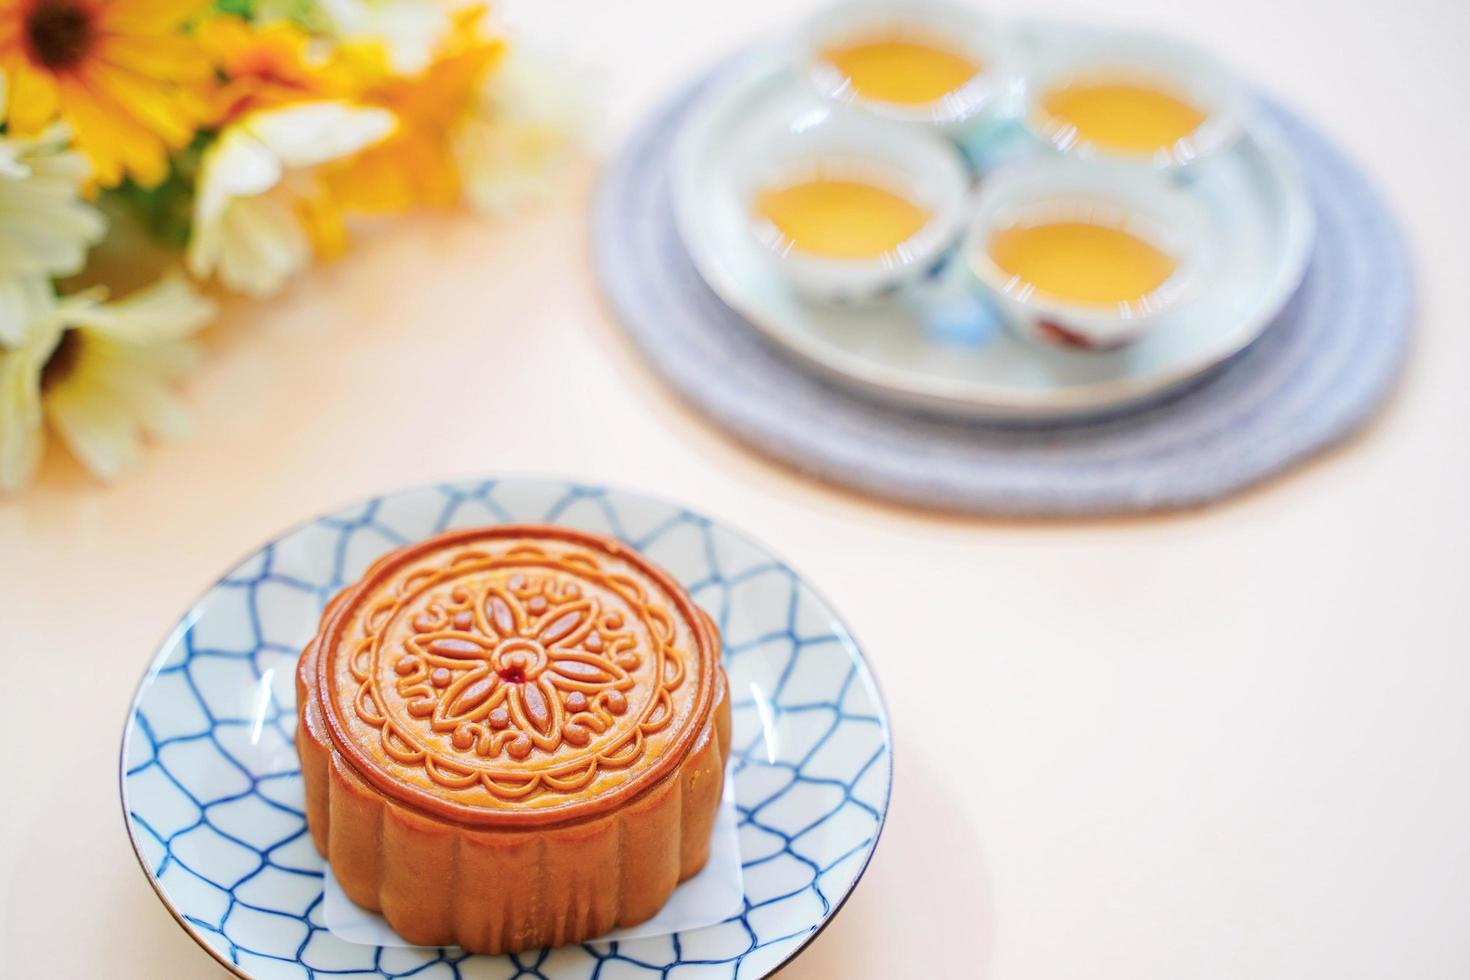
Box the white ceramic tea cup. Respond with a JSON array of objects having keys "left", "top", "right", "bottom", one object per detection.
[
  {"left": 1020, "top": 29, "right": 1248, "bottom": 169},
  {"left": 801, "top": 0, "right": 1014, "bottom": 131},
  {"left": 965, "top": 159, "right": 1214, "bottom": 349},
  {"left": 739, "top": 104, "right": 971, "bottom": 302}
]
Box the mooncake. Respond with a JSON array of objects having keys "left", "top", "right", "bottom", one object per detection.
[{"left": 296, "top": 525, "right": 730, "bottom": 953}]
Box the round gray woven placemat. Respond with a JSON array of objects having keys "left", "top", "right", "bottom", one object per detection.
[{"left": 594, "top": 56, "right": 1413, "bottom": 516}]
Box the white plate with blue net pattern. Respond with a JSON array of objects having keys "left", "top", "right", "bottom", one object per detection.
[{"left": 120, "top": 478, "right": 891, "bottom": 979}]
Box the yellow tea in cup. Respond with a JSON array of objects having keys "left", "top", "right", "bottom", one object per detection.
[
  {"left": 987, "top": 220, "right": 1176, "bottom": 305},
  {"left": 1040, "top": 78, "right": 1206, "bottom": 156},
  {"left": 820, "top": 33, "right": 982, "bottom": 105},
  {"left": 755, "top": 177, "right": 931, "bottom": 260}
]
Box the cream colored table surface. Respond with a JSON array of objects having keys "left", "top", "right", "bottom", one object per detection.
[{"left": 3, "top": 0, "right": 1469, "bottom": 976}]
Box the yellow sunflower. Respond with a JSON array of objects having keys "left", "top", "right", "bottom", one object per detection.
[
  {"left": 0, "top": 0, "right": 214, "bottom": 187},
  {"left": 327, "top": 5, "right": 505, "bottom": 212}
]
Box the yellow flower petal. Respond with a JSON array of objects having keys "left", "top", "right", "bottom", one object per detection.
[
  {"left": 326, "top": 5, "right": 503, "bottom": 212},
  {"left": 58, "top": 76, "right": 170, "bottom": 187},
  {"left": 99, "top": 34, "right": 215, "bottom": 83},
  {"left": 1, "top": 0, "right": 211, "bottom": 186},
  {"left": 5, "top": 60, "right": 62, "bottom": 135},
  {"left": 104, "top": 0, "right": 213, "bottom": 32},
  {"left": 82, "top": 62, "right": 197, "bottom": 148},
  {"left": 296, "top": 183, "right": 347, "bottom": 259}
]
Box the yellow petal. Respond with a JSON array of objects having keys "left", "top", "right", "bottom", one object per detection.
[
  {"left": 104, "top": 0, "right": 212, "bottom": 32},
  {"left": 53, "top": 81, "right": 130, "bottom": 187},
  {"left": 5, "top": 61, "right": 62, "bottom": 135},
  {"left": 328, "top": 145, "right": 415, "bottom": 213},
  {"left": 82, "top": 62, "right": 198, "bottom": 147},
  {"left": 296, "top": 184, "right": 347, "bottom": 259},
  {"left": 98, "top": 33, "right": 215, "bottom": 82},
  {"left": 58, "top": 77, "right": 170, "bottom": 187}
]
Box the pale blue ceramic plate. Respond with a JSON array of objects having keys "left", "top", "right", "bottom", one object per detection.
[
  {"left": 120, "top": 478, "right": 891, "bottom": 978},
  {"left": 670, "top": 33, "right": 1314, "bottom": 419}
]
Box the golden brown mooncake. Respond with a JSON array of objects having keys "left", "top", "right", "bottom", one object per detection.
[{"left": 295, "top": 525, "right": 731, "bottom": 953}]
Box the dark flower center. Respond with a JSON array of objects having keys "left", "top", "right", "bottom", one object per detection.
[
  {"left": 40, "top": 329, "right": 82, "bottom": 391},
  {"left": 497, "top": 665, "right": 526, "bottom": 684},
  {"left": 25, "top": 0, "right": 96, "bottom": 71}
]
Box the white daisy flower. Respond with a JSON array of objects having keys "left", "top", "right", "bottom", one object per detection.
[
  {"left": 0, "top": 120, "right": 107, "bottom": 346},
  {"left": 0, "top": 274, "right": 216, "bottom": 492},
  {"left": 0, "top": 277, "right": 54, "bottom": 350},
  {"left": 0, "top": 299, "right": 51, "bottom": 490},
  {"left": 454, "top": 47, "right": 585, "bottom": 215},
  {"left": 186, "top": 101, "right": 395, "bottom": 298}
]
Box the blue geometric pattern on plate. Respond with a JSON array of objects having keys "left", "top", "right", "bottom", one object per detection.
[{"left": 121, "top": 478, "right": 892, "bottom": 979}]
